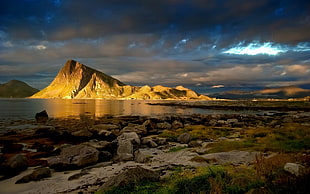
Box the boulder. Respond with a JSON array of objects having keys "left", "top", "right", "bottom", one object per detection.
[
  {"left": 98, "top": 166, "right": 159, "bottom": 192},
  {"left": 142, "top": 137, "right": 158, "bottom": 148},
  {"left": 120, "top": 123, "right": 147, "bottom": 135},
  {"left": 227, "top": 119, "right": 238, "bottom": 123},
  {"left": 82, "top": 140, "right": 111, "bottom": 151},
  {"left": 71, "top": 130, "right": 93, "bottom": 139},
  {"left": 47, "top": 144, "right": 99, "bottom": 170},
  {"left": 156, "top": 122, "right": 172, "bottom": 129},
  {"left": 172, "top": 120, "right": 184, "bottom": 129},
  {"left": 92, "top": 124, "right": 120, "bottom": 132},
  {"left": 15, "top": 167, "right": 51, "bottom": 184},
  {"left": 35, "top": 110, "right": 48, "bottom": 123},
  {"left": 118, "top": 132, "right": 140, "bottom": 144},
  {"left": 6, "top": 154, "right": 28, "bottom": 176},
  {"left": 156, "top": 137, "right": 167, "bottom": 145},
  {"left": 116, "top": 139, "right": 134, "bottom": 161},
  {"left": 177, "top": 133, "right": 192, "bottom": 144},
  {"left": 201, "top": 150, "right": 258, "bottom": 165},
  {"left": 284, "top": 163, "right": 306, "bottom": 176},
  {"left": 143, "top": 119, "right": 157, "bottom": 130}
]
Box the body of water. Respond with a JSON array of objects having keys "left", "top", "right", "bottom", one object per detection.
[{"left": 0, "top": 98, "right": 259, "bottom": 120}]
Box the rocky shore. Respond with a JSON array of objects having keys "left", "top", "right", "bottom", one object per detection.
[{"left": 0, "top": 110, "right": 309, "bottom": 193}]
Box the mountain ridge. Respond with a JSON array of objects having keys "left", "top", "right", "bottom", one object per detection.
[
  {"left": 0, "top": 80, "right": 39, "bottom": 98},
  {"left": 31, "top": 60, "right": 212, "bottom": 100},
  {"left": 210, "top": 85, "right": 310, "bottom": 99}
]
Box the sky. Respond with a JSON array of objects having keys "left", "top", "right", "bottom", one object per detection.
[{"left": 0, "top": 0, "right": 310, "bottom": 92}]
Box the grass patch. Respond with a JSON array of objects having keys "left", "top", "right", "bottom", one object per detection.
[{"left": 168, "top": 146, "right": 187, "bottom": 152}]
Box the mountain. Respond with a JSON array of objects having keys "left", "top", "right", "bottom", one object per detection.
[
  {"left": 31, "top": 60, "right": 211, "bottom": 100},
  {"left": 0, "top": 80, "right": 39, "bottom": 98},
  {"left": 210, "top": 86, "right": 310, "bottom": 99}
]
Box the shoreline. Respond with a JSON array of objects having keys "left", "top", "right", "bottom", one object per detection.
[{"left": 0, "top": 105, "right": 309, "bottom": 193}]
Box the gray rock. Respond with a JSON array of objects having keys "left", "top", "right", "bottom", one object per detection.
[
  {"left": 118, "top": 132, "right": 140, "bottom": 144},
  {"left": 121, "top": 123, "right": 147, "bottom": 135},
  {"left": 227, "top": 119, "right": 238, "bottom": 123},
  {"left": 71, "top": 130, "right": 93, "bottom": 138},
  {"left": 156, "top": 137, "right": 167, "bottom": 145},
  {"left": 156, "top": 122, "right": 172, "bottom": 129},
  {"left": 134, "top": 150, "right": 149, "bottom": 163},
  {"left": 16, "top": 167, "right": 51, "bottom": 184},
  {"left": 208, "top": 119, "right": 217, "bottom": 126},
  {"left": 92, "top": 124, "right": 120, "bottom": 132},
  {"left": 82, "top": 140, "right": 111, "bottom": 151},
  {"left": 4, "top": 154, "right": 28, "bottom": 177},
  {"left": 98, "top": 166, "right": 159, "bottom": 192},
  {"left": 201, "top": 150, "right": 258, "bottom": 165},
  {"left": 116, "top": 139, "right": 134, "bottom": 161},
  {"left": 142, "top": 137, "right": 158, "bottom": 148},
  {"left": 47, "top": 144, "right": 99, "bottom": 170},
  {"left": 177, "top": 133, "right": 192, "bottom": 144},
  {"left": 284, "top": 163, "right": 306, "bottom": 176},
  {"left": 172, "top": 120, "right": 184, "bottom": 129}
]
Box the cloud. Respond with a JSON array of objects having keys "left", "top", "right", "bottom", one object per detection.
[
  {"left": 284, "top": 64, "right": 310, "bottom": 76},
  {"left": 0, "top": 0, "right": 310, "bottom": 90}
]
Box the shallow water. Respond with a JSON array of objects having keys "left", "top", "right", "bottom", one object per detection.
[{"left": 0, "top": 98, "right": 261, "bottom": 120}]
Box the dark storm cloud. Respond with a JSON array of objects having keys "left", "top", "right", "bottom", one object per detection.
[
  {"left": 0, "top": 0, "right": 309, "bottom": 89},
  {"left": 1, "top": 0, "right": 309, "bottom": 43}
]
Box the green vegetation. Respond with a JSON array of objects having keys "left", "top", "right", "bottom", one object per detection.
[
  {"left": 168, "top": 146, "right": 187, "bottom": 152},
  {"left": 159, "top": 122, "right": 310, "bottom": 153}
]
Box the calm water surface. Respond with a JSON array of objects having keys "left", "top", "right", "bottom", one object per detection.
[{"left": 0, "top": 98, "right": 257, "bottom": 120}]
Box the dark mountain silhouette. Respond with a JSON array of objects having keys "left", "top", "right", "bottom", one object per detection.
[
  {"left": 211, "top": 86, "right": 310, "bottom": 99},
  {"left": 0, "top": 80, "right": 39, "bottom": 98}
]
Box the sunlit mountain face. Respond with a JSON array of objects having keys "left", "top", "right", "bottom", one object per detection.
[{"left": 0, "top": 0, "right": 309, "bottom": 93}]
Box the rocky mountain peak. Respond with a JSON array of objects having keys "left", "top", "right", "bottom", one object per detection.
[{"left": 31, "top": 60, "right": 212, "bottom": 100}]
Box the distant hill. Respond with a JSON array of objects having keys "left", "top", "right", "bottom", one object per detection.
[
  {"left": 0, "top": 80, "right": 39, "bottom": 98},
  {"left": 31, "top": 59, "right": 212, "bottom": 100},
  {"left": 211, "top": 86, "right": 310, "bottom": 99}
]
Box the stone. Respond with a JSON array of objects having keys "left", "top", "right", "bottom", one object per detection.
[
  {"left": 99, "top": 166, "right": 159, "bottom": 192},
  {"left": 116, "top": 139, "right": 133, "bottom": 161},
  {"left": 227, "top": 119, "right": 238, "bottom": 123},
  {"left": 121, "top": 123, "right": 147, "bottom": 135},
  {"left": 82, "top": 140, "right": 111, "bottom": 151},
  {"left": 92, "top": 124, "right": 120, "bottom": 132},
  {"left": 118, "top": 132, "right": 140, "bottom": 144},
  {"left": 71, "top": 130, "right": 93, "bottom": 138},
  {"left": 35, "top": 110, "right": 48, "bottom": 123},
  {"left": 98, "top": 151, "right": 112, "bottom": 162},
  {"left": 142, "top": 137, "right": 158, "bottom": 148},
  {"left": 177, "top": 133, "right": 192, "bottom": 144},
  {"left": 201, "top": 150, "right": 258, "bottom": 165},
  {"left": 134, "top": 150, "right": 149, "bottom": 163},
  {"left": 208, "top": 119, "right": 217, "bottom": 126},
  {"left": 143, "top": 119, "right": 157, "bottom": 130},
  {"left": 47, "top": 144, "right": 99, "bottom": 170},
  {"left": 156, "top": 137, "right": 167, "bottom": 145},
  {"left": 15, "top": 167, "right": 51, "bottom": 184},
  {"left": 156, "top": 122, "right": 172, "bottom": 129},
  {"left": 172, "top": 120, "right": 184, "bottom": 129},
  {"left": 284, "top": 163, "right": 306, "bottom": 176},
  {"left": 35, "top": 126, "right": 61, "bottom": 138},
  {"left": 2, "top": 154, "right": 28, "bottom": 177}
]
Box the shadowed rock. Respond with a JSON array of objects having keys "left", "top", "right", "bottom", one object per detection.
[
  {"left": 15, "top": 167, "right": 51, "bottom": 184},
  {"left": 47, "top": 145, "right": 99, "bottom": 170},
  {"left": 35, "top": 110, "right": 48, "bottom": 123}
]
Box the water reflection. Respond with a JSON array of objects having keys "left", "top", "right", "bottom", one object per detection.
[
  {"left": 0, "top": 99, "right": 259, "bottom": 120},
  {"left": 42, "top": 99, "right": 189, "bottom": 118}
]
